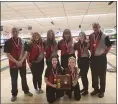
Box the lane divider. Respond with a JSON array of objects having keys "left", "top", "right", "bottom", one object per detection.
[
  {"left": 109, "top": 51, "right": 116, "bottom": 56},
  {"left": 0, "top": 57, "right": 8, "bottom": 61},
  {"left": 0, "top": 66, "right": 9, "bottom": 72}
]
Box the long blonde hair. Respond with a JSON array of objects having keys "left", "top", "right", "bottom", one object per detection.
[{"left": 68, "top": 56, "right": 76, "bottom": 64}]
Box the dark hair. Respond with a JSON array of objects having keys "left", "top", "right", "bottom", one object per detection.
[
  {"left": 51, "top": 54, "right": 59, "bottom": 59},
  {"left": 78, "top": 40, "right": 87, "bottom": 47},
  {"left": 63, "top": 29, "right": 72, "bottom": 41},
  {"left": 47, "top": 29, "right": 55, "bottom": 40},
  {"left": 46, "top": 29, "right": 56, "bottom": 46},
  {"left": 48, "top": 55, "right": 62, "bottom": 73}
]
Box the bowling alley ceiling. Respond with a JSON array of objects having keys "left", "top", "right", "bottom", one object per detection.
[{"left": 1, "top": 2, "right": 116, "bottom": 33}]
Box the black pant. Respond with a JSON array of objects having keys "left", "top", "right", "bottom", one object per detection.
[
  {"left": 77, "top": 57, "right": 89, "bottom": 91},
  {"left": 90, "top": 55, "right": 107, "bottom": 93},
  {"left": 46, "top": 85, "right": 64, "bottom": 103},
  {"left": 10, "top": 67, "right": 29, "bottom": 96},
  {"left": 31, "top": 60, "right": 44, "bottom": 89},
  {"left": 46, "top": 58, "right": 51, "bottom": 67},
  {"left": 66, "top": 83, "right": 81, "bottom": 101},
  {"left": 61, "top": 54, "right": 75, "bottom": 69}
]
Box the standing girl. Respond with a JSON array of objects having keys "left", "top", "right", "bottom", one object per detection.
[
  {"left": 58, "top": 29, "right": 76, "bottom": 70},
  {"left": 44, "top": 29, "right": 58, "bottom": 67},
  {"left": 74, "top": 32, "right": 90, "bottom": 96},
  {"left": 44, "top": 55, "right": 64, "bottom": 103},
  {"left": 27, "top": 32, "right": 44, "bottom": 94}
]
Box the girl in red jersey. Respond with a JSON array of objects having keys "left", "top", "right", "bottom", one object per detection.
[
  {"left": 58, "top": 29, "right": 76, "bottom": 71},
  {"left": 27, "top": 32, "right": 44, "bottom": 94},
  {"left": 44, "top": 29, "right": 58, "bottom": 67},
  {"left": 65, "top": 56, "right": 81, "bottom": 101},
  {"left": 44, "top": 55, "right": 64, "bottom": 103},
  {"left": 74, "top": 32, "right": 90, "bottom": 96}
]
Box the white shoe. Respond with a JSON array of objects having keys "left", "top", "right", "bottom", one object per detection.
[
  {"left": 35, "top": 89, "right": 39, "bottom": 94},
  {"left": 39, "top": 89, "right": 44, "bottom": 93}
]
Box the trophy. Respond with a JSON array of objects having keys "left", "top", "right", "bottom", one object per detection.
[
  {"left": 57, "top": 79, "right": 61, "bottom": 88},
  {"left": 56, "top": 75, "right": 71, "bottom": 89},
  {"left": 64, "top": 77, "right": 68, "bottom": 84}
]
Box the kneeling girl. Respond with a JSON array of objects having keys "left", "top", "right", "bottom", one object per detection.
[
  {"left": 44, "top": 55, "right": 64, "bottom": 103},
  {"left": 65, "top": 56, "right": 81, "bottom": 101}
]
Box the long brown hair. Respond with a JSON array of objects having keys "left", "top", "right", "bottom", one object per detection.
[
  {"left": 46, "top": 29, "right": 56, "bottom": 46},
  {"left": 78, "top": 31, "right": 87, "bottom": 47},
  {"left": 48, "top": 55, "right": 62, "bottom": 73},
  {"left": 63, "top": 29, "right": 72, "bottom": 42},
  {"left": 79, "top": 31, "right": 86, "bottom": 40},
  {"left": 30, "top": 32, "right": 43, "bottom": 46}
]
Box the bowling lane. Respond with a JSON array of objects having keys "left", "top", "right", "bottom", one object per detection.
[{"left": 107, "top": 46, "right": 116, "bottom": 72}]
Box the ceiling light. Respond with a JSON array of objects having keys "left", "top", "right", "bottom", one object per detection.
[
  {"left": 19, "top": 28, "right": 22, "bottom": 31},
  {"left": 28, "top": 26, "right": 32, "bottom": 30},
  {"left": 52, "top": 17, "right": 65, "bottom": 19},
  {"left": 79, "top": 25, "right": 81, "bottom": 28},
  {"left": 51, "top": 21, "right": 54, "bottom": 25},
  {"left": 35, "top": 18, "right": 50, "bottom": 21}
]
